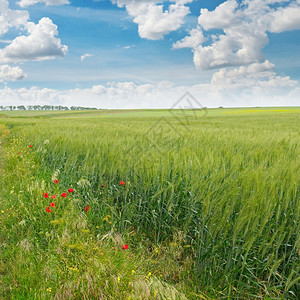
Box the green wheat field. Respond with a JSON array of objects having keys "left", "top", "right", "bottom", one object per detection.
[{"left": 0, "top": 107, "right": 299, "bottom": 299}]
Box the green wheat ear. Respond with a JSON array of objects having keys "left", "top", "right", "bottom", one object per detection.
[
  {"left": 51, "top": 168, "right": 60, "bottom": 181},
  {"left": 77, "top": 178, "right": 91, "bottom": 188}
]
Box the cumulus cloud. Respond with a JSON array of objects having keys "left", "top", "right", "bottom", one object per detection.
[
  {"left": 205, "top": 59, "right": 299, "bottom": 107},
  {"left": 267, "top": 3, "right": 300, "bottom": 32},
  {"left": 173, "top": 0, "right": 300, "bottom": 70},
  {"left": 0, "top": 17, "right": 68, "bottom": 63},
  {"left": 173, "top": 26, "right": 205, "bottom": 49},
  {"left": 1, "top": 77, "right": 299, "bottom": 108},
  {"left": 0, "top": 0, "right": 29, "bottom": 36},
  {"left": 113, "top": 0, "right": 192, "bottom": 40},
  {"left": 81, "top": 53, "right": 93, "bottom": 61},
  {"left": 17, "top": 0, "right": 70, "bottom": 7},
  {"left": 197, "top": 0, "right": 238, "bottom": 30},
  {"left": 0, "top": 65, "right": 26, "bottom": 81},
  {"left": 0, "top": 86, "right": 66, "bottom": 106},
  {"left": 211, "top": 60, "right": 297, "bottom": 89}
]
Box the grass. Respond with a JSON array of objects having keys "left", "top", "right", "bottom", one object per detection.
[{"left": 0, "top": 107, "right": 299, "bottom": 299}]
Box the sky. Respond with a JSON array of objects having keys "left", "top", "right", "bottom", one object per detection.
[{"left": 0, "top": 0, "right": 300, "bottom": 108}]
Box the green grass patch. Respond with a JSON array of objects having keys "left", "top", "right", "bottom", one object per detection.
[{"left": 0, "top": 107, "right": 299, "bottom": 298}]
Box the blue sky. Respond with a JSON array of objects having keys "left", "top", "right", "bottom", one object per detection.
[{"left": 0, "top": 0, "right": 299, "bottom": 108}]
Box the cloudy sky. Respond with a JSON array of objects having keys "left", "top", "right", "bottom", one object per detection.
[{"left": 0, "top": 0, "right": 299, "bottom": 108}]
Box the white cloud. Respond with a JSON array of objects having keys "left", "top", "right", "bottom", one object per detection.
[
  {"left": 197, "top": 0, "right": 239, "bottom": 30},
  {"left": 0, "top": 77, "right": 299, "bottom": 108},
  {"left": 207, "top": 60, "right": 299, "bottom": 107},
  {"left": 17, "top": 0, "right": 70, "bottom": 7},
  {"left": 173, "top": 26, "right": 205, "bottom": 49},
  {"left": 0, "top": 1, "right": 67, "bottom": 64},
  {"left": 267, "top": 3, "right": 300, "bottom": 33},
  {"left": 92, "top": 85, "right": 106, "bottom": 94},
  {"left": 81, "top": 53, "right": 93, "bottom": 61},
  {"left": 0, "top": 86, "right": 66, "bottom": 105},
  {"left": 0, "top": 39, "right": 13, "bottom": 44},
  {"left": 0, "top": 65, "right": 26, "bottom": 81},
  {"left": 174, "top": 0, "right": 300, "bottom": 70},
  {"left": 0, "top": 0, "right": 29, "bottom": 36},
  {"left": 113, "top": 0, "right": 192, "bottom": 40},
  {"left": 0, "top": 17, "right": 68, "bottom": 63},
  {"left": 210, "top": 60, "right": 297, "bottom": 88},
  {"left": 123, "top": 45, "right": 135, "bottom": 49}
]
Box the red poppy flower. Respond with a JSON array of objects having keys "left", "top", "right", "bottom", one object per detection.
[
  {"left": 51, "top": 195, "right": 56, "bottom": 199},
  {"left": 29, "top": 145, "right": 33, "bottom": 148},
  {"left": 84, "top": 205, "right": 90, "bottom": 212},
  {"left": 53, "top": 179, "right": 59, "bottom": 184},
  {"left": 50, "top": 202, "right": 55, "bottom": 208},
  {"left": 120, "top": 181, "right": 125, "bottom": 186},
  {"left": 43, "top": 193, "right": 49, "bottom": 198},
  {"left": 46, "top": 207, "right": 51, "bottom": 213},
  {"left": 101, "top": 185, "right": 105, "bottom": 188},
  {"left": 61, "top": 192, "right": 67, "bottom": 198},
  {"left": 68, "top": 188, "right": 74, "bottom": 193},
  {"left": 122, "top": 244, "right": 128, "bottom": 250}
]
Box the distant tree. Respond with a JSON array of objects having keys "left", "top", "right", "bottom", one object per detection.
[
  {"left": 3, "top": 105, "right": 100, "bottom": 111},
  {"left": 42, "top": 105, "right": 52, "bottom": 110}
]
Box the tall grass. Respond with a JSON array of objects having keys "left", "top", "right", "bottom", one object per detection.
[{"left": 1, "top": 110, "right": 299, "bottom": 298}]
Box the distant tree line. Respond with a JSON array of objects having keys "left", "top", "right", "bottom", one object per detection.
[{"left": 0, "top": 105, "right": 98, "bottom": 111}]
